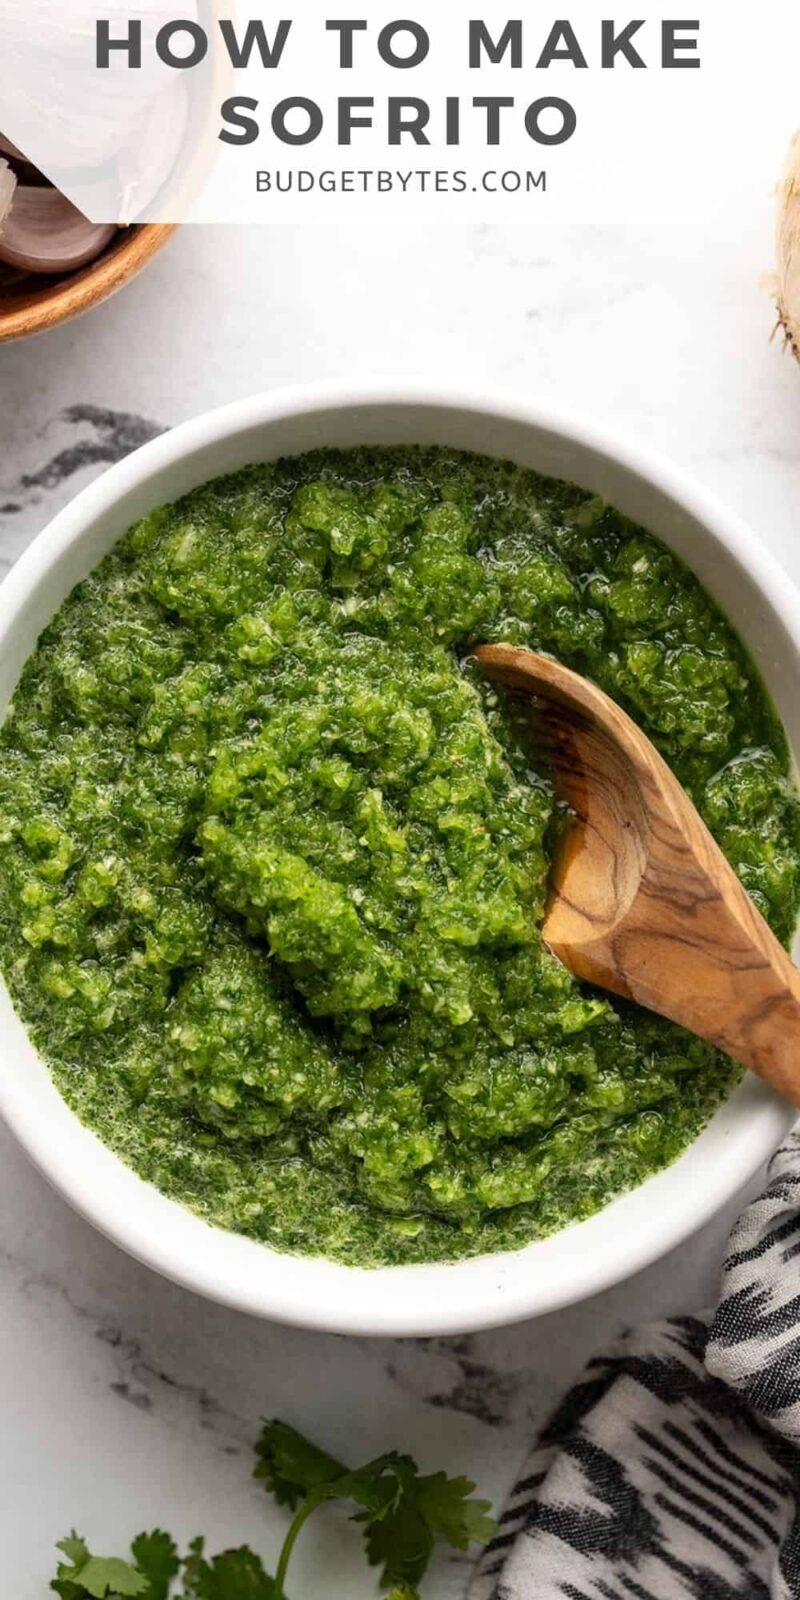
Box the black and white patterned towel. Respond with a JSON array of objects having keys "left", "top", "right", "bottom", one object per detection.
[{"left": 470, "top": 1131, "right": 800, "bottom": 1600}]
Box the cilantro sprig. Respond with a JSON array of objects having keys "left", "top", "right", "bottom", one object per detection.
[
  {"left": 48, "top": 1418, "right": 495, "bottom": 1600},
  {"left": 255, "top": 1419, "right": 496, "bottom": 1599}
]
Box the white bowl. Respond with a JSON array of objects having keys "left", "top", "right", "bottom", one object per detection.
[{"left": 0, "top": 381, "right": 797, "bottom": 1337}]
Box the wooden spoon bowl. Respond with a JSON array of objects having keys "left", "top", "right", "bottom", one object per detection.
[
  {"left": 475, "top": 642, "right": 800, "bottom": 1106},
  {"left": 0, "top": 223, "right": 176, "bottom": 343}
]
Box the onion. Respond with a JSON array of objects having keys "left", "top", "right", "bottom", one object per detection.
[
  {"left": 0, "top": 186, "right": 116, "bottom": 274},
  {"left": 116, "top": 79, "right": 189, "bottom": 223},
  {"left": 0, "top": 1, "right": 198, "bottom": 171},
  {"left": 775, "top": 131, "right": 800, "bottom": 360}
]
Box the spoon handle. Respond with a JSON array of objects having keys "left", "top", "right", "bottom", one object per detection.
[{"left": 544, "top": 747, "right": 800, "bottom": 1105}]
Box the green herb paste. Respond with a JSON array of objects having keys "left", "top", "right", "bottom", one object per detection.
[{"left": 1, "top": 448, "right": 798, "bottom": 1266}]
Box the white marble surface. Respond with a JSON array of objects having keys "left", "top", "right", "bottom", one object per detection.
[{"left": 1, "top": 205, "right": 800, "bottom": 1598}]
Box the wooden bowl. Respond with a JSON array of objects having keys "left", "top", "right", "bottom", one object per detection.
[{"left": 0, "top": 223, "right": 176, "bottom": 344}]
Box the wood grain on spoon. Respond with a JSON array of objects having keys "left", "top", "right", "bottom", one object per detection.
[{"left": 475, "top": 642, "right": 800, "bottom": 1106}]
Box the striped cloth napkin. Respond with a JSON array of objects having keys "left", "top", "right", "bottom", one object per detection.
[{"left": 469, "top": 1131, "right": 800, "bottom": 1600}]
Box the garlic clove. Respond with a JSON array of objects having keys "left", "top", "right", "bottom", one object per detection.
[
  {"left": 0, "top": 186, "right": 116, "bottom": 274},
  {"left": 0, "top": 156, "right": 16, "bottom": 229},
  {"left": 775, "top": 131, "right": 800, "bottom": 361}
]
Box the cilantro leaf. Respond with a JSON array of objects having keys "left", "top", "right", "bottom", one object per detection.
[
  {"left": 362, "top": 1496, "right": 434, "bottom": 1589},
  {"left": 416, "top": 1472, "right": 496, "bottom": 1550},
  {"left": 348, "top": 1458, "right": 496, "bottom": 1587},
  {"left": 56, "top": 1537, "right": 92, "bottom": 1569},
  {"left": 131, "top": 1533, "right": 181, "bottom": 1600},
  {"left": 254, "top": 1420, "right": 346, "bottom": 1510},
  {"left": 337, "top": 1453, "right": 419, "bottom": 1520},
  {"left": 51, "top": 1535, "right": 148, "bottom": 1599},
  {"left": 180, "top": 1538, "right": 278, "bottom": 1599},
  {"left": 177, "top": 1536, "right": 208, "bottom": 1596},
  {"left": 345, "top": 1455, "right": 438, "bottom": 1586},
  {"left": 77, "top": 1559, "right": 148, "bottom": 1599}
]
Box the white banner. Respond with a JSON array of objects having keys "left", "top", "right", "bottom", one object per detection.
[{"left": 0, "top": 1, "right": 797, "bottom": 224}]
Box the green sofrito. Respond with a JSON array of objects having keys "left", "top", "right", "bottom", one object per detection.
[{"left": 1, "top": 447, "right": 799, "bottom": 1266}]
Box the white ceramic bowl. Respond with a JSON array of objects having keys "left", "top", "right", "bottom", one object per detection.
[{"left": 0, "top": 381, "right": 797, "bottom": 1337}]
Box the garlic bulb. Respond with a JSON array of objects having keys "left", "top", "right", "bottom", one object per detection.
[
  {"left": 775, "top": 131, "right": 800, "bottom": 360},
  {"left": 0, "top": 186, "right": 116, "bottom": 274}
]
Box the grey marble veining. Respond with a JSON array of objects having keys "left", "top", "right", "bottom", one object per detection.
[
  {"left": 0, "top": 404, "right": 164, "bottom": 574},
  {"left": 1, "top": 216, "right": 800, "bottom": 1597}
]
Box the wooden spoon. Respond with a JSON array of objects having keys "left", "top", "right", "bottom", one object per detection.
[{"left": 474, "top": 642, "right": 800, "bottom": 1106}]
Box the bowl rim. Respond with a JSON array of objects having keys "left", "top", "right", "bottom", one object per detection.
[
  {"left": 0, "top": 377, "right": 797, "bottom": 1337},
  {"left": 0, "top": 223, "right": 177, "bottom": 344}
]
